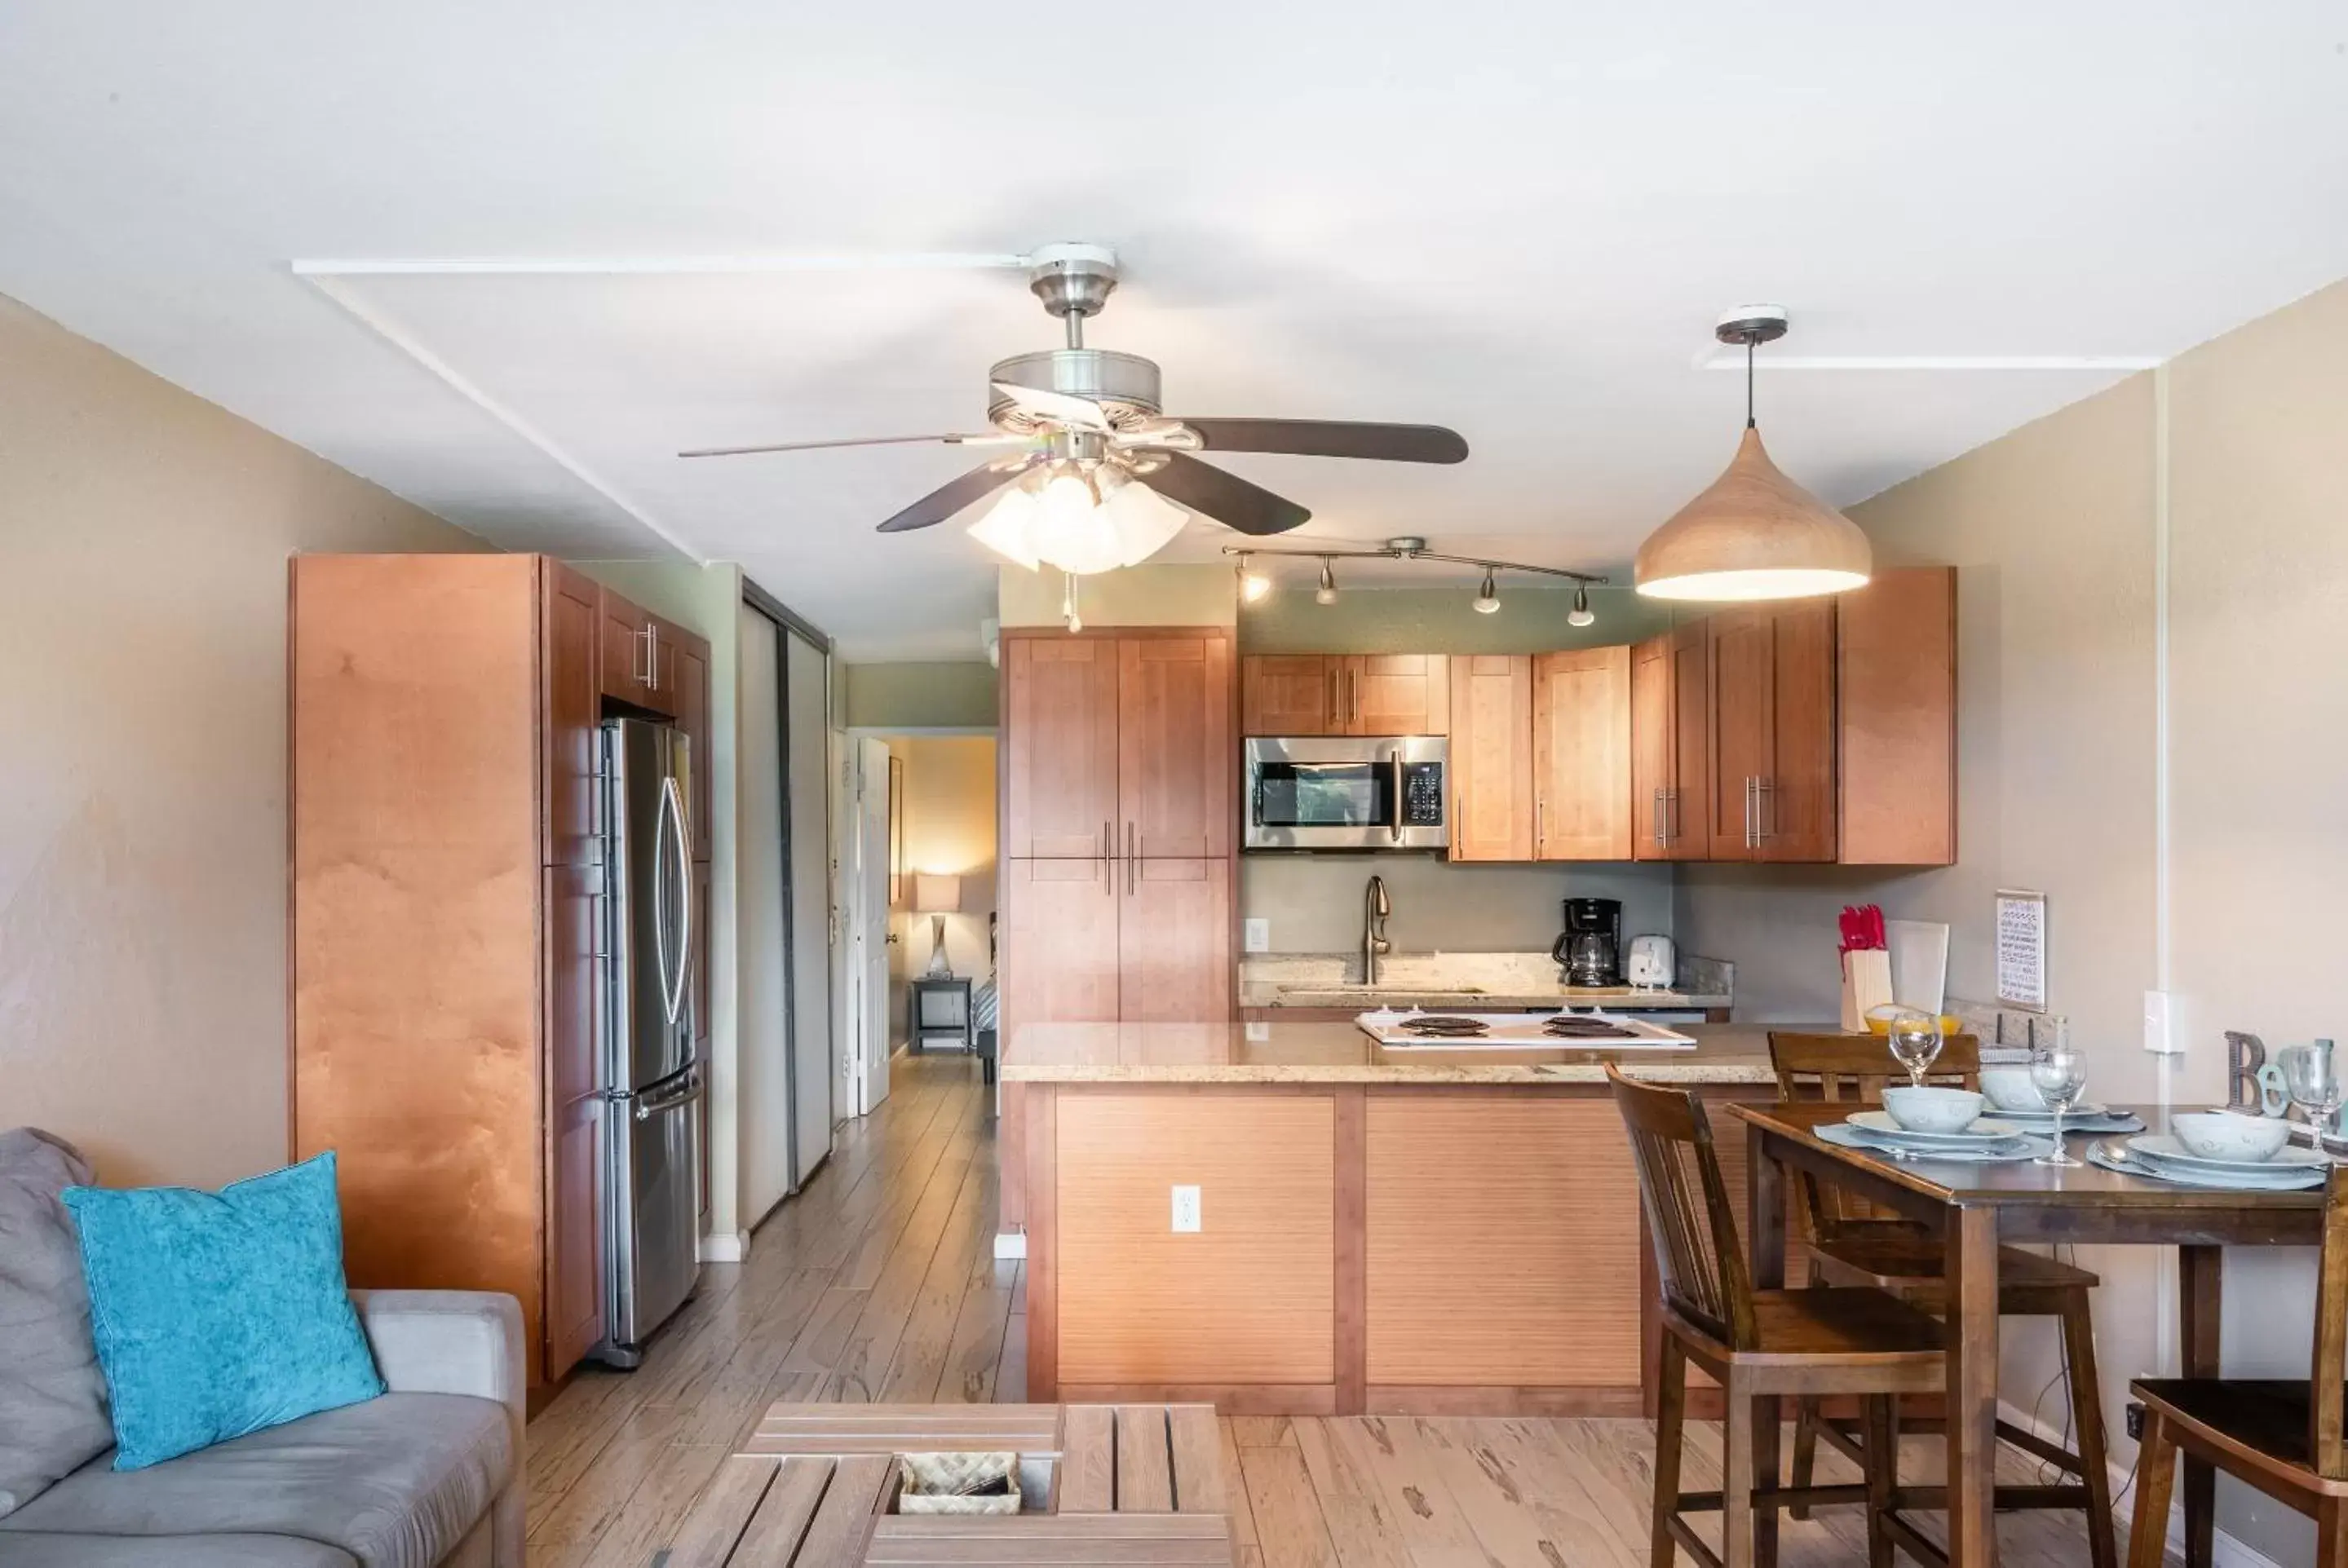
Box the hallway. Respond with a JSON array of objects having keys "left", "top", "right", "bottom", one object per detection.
[{"left": 524, "top": 1053, "right": 2160, "bottom": 1567}]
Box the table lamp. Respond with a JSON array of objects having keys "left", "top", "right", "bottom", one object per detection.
[{"left": 915, "top": 874, "right": 962, "bottom": 978}]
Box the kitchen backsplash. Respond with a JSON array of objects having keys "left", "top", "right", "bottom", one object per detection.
[{"left": 1239, "top": 855, "right": 1674, "bottom": 955}]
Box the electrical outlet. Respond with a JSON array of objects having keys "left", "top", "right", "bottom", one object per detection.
[
  {"left": 2144, "top": 990, "right": 2182, "bottom": 1055},
  {"left": 1245, "top": 1021, "right": 1270, "bottom": 1042},
  {"left": 2125, "top": 1402, "right": 2145, "bottom": 1442},
  {"left": 1243, "top": 919, "right": 1271, "bottom": 954},
  {"left": 1171, "top": 1185, "right": 1202, "bottom": 1235}
]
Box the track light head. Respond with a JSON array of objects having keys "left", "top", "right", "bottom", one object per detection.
[
  {"left": 1237, "top": 552, "right": 1273, "bottom": 603},
  {"left": 1473, "top": 567, "right": 1500, "bottom": 615},
  {"left": 1568, "top": 583, "right": 1595, "bottom": 628},
  {"left": 1315, "top": 557, "right": 1338, "bottom": 606}
]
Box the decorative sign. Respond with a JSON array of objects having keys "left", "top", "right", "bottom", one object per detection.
[{"left": 1995, "top": 890, "right": 2048, "bottom": 1012}]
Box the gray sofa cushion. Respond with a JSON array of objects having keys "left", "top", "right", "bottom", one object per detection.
[
  {"left": 0, "top": 1532, "right": 358, "bottom": 1566},
  {"left": 0, "top": 1129, "right": 110, "bottom": 1518},
  {"left": 0, "top": 1392, "right": 510, "bottom": 1568}
]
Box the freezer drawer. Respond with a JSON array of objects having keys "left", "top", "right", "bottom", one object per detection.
[{"left": 600, "top": 1063, "right": 701, "bottom": 1364}]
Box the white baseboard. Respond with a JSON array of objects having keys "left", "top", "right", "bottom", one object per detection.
[
  {"left": 699, "top": 1230, "right": 750, "bottom": 1264},
  {"left": 1996, "top": 1398, "right": 2283, "bottom": 1568},
  {"left": 993, "top": 1231, "right": 1027, "bottom": 1261}
]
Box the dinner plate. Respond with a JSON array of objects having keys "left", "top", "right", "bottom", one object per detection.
[
  {"left": 1820, "top": 1123, "right": 2050, "bottom": 1164},
  {"left": 2089, "top": 1141, "right": 2327, "bottom": 1190},
  {"left": 1846, "top": 1110, "right": 2025, "bottom": 1146},
  {"left": 2126, "top": 1134, "right": 2331, "bottom": 1176},
  {"left": 1989, "top": 1102, "right": 2111, "bottom": 1121}
]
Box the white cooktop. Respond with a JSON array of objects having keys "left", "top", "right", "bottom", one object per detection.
[{"left": 1356, "top": 1008, "right": 1698, "bottom": 1051}]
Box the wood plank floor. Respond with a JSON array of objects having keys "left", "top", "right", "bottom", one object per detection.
[{"left": 527, "top": 1052, "right": 2169, "bottom": 1566}]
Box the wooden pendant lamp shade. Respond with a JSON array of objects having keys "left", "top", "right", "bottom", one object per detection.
[{"left": 1635, "top": 424, "right": 1873, "bottom": 600}]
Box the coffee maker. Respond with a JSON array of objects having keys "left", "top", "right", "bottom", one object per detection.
[{"left": 1551, "top": 897, "right": 1624, "bottom": 987}]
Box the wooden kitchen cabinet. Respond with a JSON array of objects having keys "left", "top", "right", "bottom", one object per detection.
[
  {"left": 599, "top": 589, "right": 660, "bottom": 713},
  {"left": 1704, "top": 598, "right": 1836, "bottom": 862},
  {"left": 1005, "top": 635, "right": 1121, "bottom": 858},
  {"left": 1837, "top": 566, "right": 1957, "bottom": 865},
  {"left": 544, "top": 860, "right": 604, "bottom": 1379},
  {"left": 1119, "top": 634, "right": 1233, "bottom": 859},
  {"left": 1630, "top": 625, "right": 1716, "bottom": 861},
  {"left": 1445, "top": 654, "right": 1536, "bottom": 861},
  {"left": 1338, "top": 653, "right": 1448, "bottom": 735},
  {"left": 1118, "top": 858, "right": 1234, "bottom": 1023},
  {"left": 1532, "top": 647, "right": 1631, "bottom": 859},
  {"left": 1000, "top": 857, "right": 1121, "bottom": 1025},
  {"left": 1241, "top": 654, "right": 1336, "bottom": 735},
  {"left": 668, "top": 624, "right": 712, "bottom": 862},
  {"left": 544, "top": 565, "right": 604, "bottom": 869}
]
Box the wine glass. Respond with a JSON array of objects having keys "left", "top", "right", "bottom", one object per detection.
[
  {"left": 2281, "top": 1041, "right": 2342, "bottom": 1154},
  {"left": 2028, "top": 1042, "right": 2089, "bottom": 1168},
  {"left": 1881, "top": 1007, "right": 1944, "bottom": 1089}
]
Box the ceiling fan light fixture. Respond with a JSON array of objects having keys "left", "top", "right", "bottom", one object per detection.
[
  {"left": 1472, "top": 567, "right": 1500, "bottom": 615},
  {"left": 1635, "top": 309, "right": 1872, "bottom": 603},
  {"left": 1095, "top": 467, "right": 1191, "bottom": 567},
  {"left": 1568, "top": 583, "right": 1595, "bottom": 627},
  {"left": 1315, "top": 557, "right": 1339, "bottom": 606}
]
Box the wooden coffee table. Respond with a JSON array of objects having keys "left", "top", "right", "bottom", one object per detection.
[{"left": 656, "top": 1402, "right": 1234, "bottom": 1566}]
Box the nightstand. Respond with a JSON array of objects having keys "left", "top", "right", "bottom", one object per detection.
[{"left": 908, "top": 976, "right": 975, "bottom": 1056}]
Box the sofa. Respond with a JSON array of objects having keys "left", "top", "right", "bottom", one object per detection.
[{"left": 0, "top": 1289, "right": 524, "bottom": 1568}]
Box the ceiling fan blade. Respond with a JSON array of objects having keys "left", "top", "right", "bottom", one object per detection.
[
  {"left": 1139, "top": 452, "right": 1311, "bottom": 536},
  {"left": 876, "top": 462, "right": 1023, "bottom": 533},
  {"left": 679, "top": 432, "right": 1022, "bottom": 458},
  {"left": 990, "top": 380, "right": 1112, "bottom": 433},
  {"left": 1169, "top": 418, "right": 1470, "bottom": 464}
]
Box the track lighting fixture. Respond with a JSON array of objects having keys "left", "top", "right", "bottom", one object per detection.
[
  {"left": 1473, "top": 568, "right": 1501, "bottom": 615},
  {"left": 1568, "top": 584, "right": 1595, "bottom": 628},
  {"left": 1315, "top": 557, "right": 1339, "bottom": 606},
  {"left": 1236, "top": 552, "right": 1273, "bottom": 603}
]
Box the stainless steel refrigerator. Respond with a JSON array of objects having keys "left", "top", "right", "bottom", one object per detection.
[{"left": 596, "top": 717, "right": 701, "bottom": 1367}]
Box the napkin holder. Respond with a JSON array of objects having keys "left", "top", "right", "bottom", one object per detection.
[{"left": 1841, "top": 949, "right": 1895, "bottom": 1034}]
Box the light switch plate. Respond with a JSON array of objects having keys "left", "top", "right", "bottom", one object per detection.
[
  {"left": 2144, "top": 989, "right": 2182, "bottom": 1054},
  {"left": 1171, "top": 1185, "right": 1202, "bottom": 1234},
  {"left": 1243, "top": 919, "right": 1271, "bottom": 953}
]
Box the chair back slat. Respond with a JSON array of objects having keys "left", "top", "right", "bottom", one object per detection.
[
  {"left": 1607, "top": 1067, "right": 1758, "bottom": 1350},
  {"left": 2310, "top": 1166, "right": 2348, "bottom": 1480},
  {"left": 1768, "top": 1031, "right": 1981, "bottom": 1235}
]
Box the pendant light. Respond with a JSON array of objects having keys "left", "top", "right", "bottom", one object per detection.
[{"left": 1635, "top": 307, "right": 1872, "bottom": 601}]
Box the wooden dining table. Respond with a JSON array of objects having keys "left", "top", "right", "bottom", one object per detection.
[{"left": 1729, "top": 1100, "right": 2328, "bottom": 1568}]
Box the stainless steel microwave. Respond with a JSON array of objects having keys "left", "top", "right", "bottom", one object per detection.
[{"left": 1243, "top": 736, "right": 1449, "bottom": 851}]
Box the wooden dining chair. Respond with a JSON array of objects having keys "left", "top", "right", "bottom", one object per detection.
[
  {"left": 2129, "top": 1165, "right": 2348, "bottom": 1566},
  {"left": 1607, "top": 1066, "right": 1945, "bottom": 1568},
  {"left": 1767, "top": 1031, "right": 2117, "bottom": 1568}
]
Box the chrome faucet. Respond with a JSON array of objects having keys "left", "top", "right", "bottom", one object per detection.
[{"left": 1363, "top": 874, "right": 1392, "bottom": 986}]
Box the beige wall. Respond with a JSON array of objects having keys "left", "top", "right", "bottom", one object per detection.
[
  {"left": 841, "top": 660, "right": 997, "bottom": 729},
  {"left": 1241, "top": 584, "right": 1672, "bottom": 655},
  {"left": 998, "top": 562, "right": 1236, "bottom": 628},
  {"left": 885, "top": 737, "right": 998, "bottom": 1028},
  {"left": 1244, "top": 855, "right": 1674, "bottom": 956},
  {"left": 1675, "top": 276, "right": 2348, "bottom": 1563},
  {"left": 0, "top": 293, "right": 484, "bottom": 1188}
]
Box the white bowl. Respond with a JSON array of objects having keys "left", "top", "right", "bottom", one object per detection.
[
  {"left": 2170, "top": 1111, "right": 2292, "bottom": 1164},
  {"left": 1881, "top": 1085, "right": 1987, "bottom": 1135},
  {"left": 1979, "top": 1067, "right": 2048, "bottom": 1114}
]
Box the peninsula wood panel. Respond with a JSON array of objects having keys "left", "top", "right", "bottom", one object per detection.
[
  {"left": 1364, "top": 1095, "right": 1643, "bottom": 1386},
  {"left": 1444, "top": 654, "right": 1534, "bottom": 861},
  {"left": 1055, "top": 1093, "right": 1336, "bottom": 1386},
  {"left": 1118, "top": 858, "right": 1233, "bottom": 1023},
  {"left": 1531, "top": 646, "right": 1632, "bottom": 859},
  {"left": 1004, "top": 635, "right": 1121, "bottom": 858},
  {"left": 1241, "top": 655, "right": 1333, "bottom": 735},
  {"left": 1338, "top": 653, "right": 1448, "bottom": 736},
  {"left": 1838, "top": 565, "right": 1957, "bottom": 865},
  {"left": 291, "top": 554, "right": 547, "bottom": 1371},
  {"left": 1119, "top": 634, "right": 1233, "bottom": 860}
]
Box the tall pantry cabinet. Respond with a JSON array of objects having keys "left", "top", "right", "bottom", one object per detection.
[
  {"left": 997, "top": 626, "right": 1236, "bottom": 1225},
  {"left": 290, "top": 554, "right": 711, "bottom": 1397}
]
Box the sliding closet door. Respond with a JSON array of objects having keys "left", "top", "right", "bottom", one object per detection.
[
  {"left": 736, "top": 606, "right": 792, "bottom": 1221},
  {"left": 784, "top": 628, "right": 836, "bottom": 1182}
]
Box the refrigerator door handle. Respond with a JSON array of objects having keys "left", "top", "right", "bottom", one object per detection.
[
  {"left": 664, "top": 772, "right": 692, "bottom": 1030},
  {"left": 652, "top": 775, "right": 681, "bottom": 1028},
  {"left": 633, "top": 1065, "right": 704, "bottom": 1120}
]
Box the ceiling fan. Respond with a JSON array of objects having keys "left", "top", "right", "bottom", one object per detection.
[{"left": 677, "top": 244, "right": 1469, "bottom": 564}]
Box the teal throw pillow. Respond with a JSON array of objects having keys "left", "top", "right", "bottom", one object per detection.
[{"left": 61, "top": 1151, "right": 384, "bottom": 1470}]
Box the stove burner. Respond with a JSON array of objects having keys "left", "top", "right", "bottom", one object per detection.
[
  {"left": 1542, "top": 1016, "right": 1639, "bottom": 1040},
  {"left": 1397, "top": 1015, "right": 1490, "bottom": 1038}
]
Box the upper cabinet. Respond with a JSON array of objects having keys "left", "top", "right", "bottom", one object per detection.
[
  {"left": 1703, "top": 598, "right": 1836, "bottom": 863},
  {"left": 1240, "top": 653, "right": 1450, "bottom": 736},
  {"left": 1445, "top": 655, "right": 1536, "bottom": 861},
  {"left": 1629, "top": 625, "right": 1713, "bottom": 862},
  {"left": 1837, "top": 567, "right": 1957, "bottom": 865},
  {"left": 665, "top": 622, "right": 712, "bottom": 861},
  {"left": 1004, "top": 636, "right": 1121, "bottom": 859},
  {"left": 1120, "top": 634, "right": 1234, "bottom": 860},
  {"left": 1531, "top": 647, "right": 1631, "bottom": 860}
]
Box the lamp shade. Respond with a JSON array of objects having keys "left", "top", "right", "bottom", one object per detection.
[
  {"left": 913, "top": 873, "right": 962, "bottom": 915},
  {"left": 1635, "top": 426, "right": 1873, "bottom": 601}
]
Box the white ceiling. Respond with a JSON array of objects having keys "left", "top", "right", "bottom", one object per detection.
[{"left": 3, "top": 3, "right": 2345, "bottom": 658}]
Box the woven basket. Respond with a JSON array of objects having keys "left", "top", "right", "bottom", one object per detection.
[{"left": 897, "top": 1451, "right": 1020, "bottom": 1515}]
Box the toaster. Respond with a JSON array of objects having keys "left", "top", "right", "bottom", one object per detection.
[{"left": 1626, "top": 934, "right": 1676, "bottom": 990}]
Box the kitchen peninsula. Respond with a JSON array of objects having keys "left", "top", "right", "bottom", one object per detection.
[{"left": 1006, "top": 1018, "right": 1780, "bottom": 1416}]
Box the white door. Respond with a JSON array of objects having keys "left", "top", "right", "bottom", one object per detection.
[{"left": 847, "top": 736, "right": 895, "bottom": 1113}]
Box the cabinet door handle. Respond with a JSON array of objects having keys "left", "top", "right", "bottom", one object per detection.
[
  {"left": 647, "top": 625, "right": 659, "bottom": 691},
  {"left": 1125, "top": 821, "right": 1136, "bottom": 894},
  {"left": 1755, "top": 779, "right": 1775, "bottom": 844},
  {"left": 1103, "top": 820, "right": 1113, "bottom": 895},
  {"left": 1653, "top": 788, "right": 1665, "bottom": 850},
  {"left": 1536, "top": 797, "right": 1545, "bottom": 856},
  {"left": 1328, "top": 669, "right": 1339, "bottom": 731},
  {"left": 1743, "top": 776, "right": 1756, "bottom": 849}
]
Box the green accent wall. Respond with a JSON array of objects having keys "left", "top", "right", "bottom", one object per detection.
[
  {"left": 1240, "top": 585, "right": 1674, "bottom": 654},
  {"left": 842, "top": 661, "right": 998, "bottom": 729}
]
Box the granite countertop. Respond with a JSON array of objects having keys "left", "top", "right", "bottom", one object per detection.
[
  {"left": 1238, "top": 950, "right": 1734, "bottom": 1012},
  {"left": 1001, "top": 1018, "right": 1780, "bottom": 1085}
]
